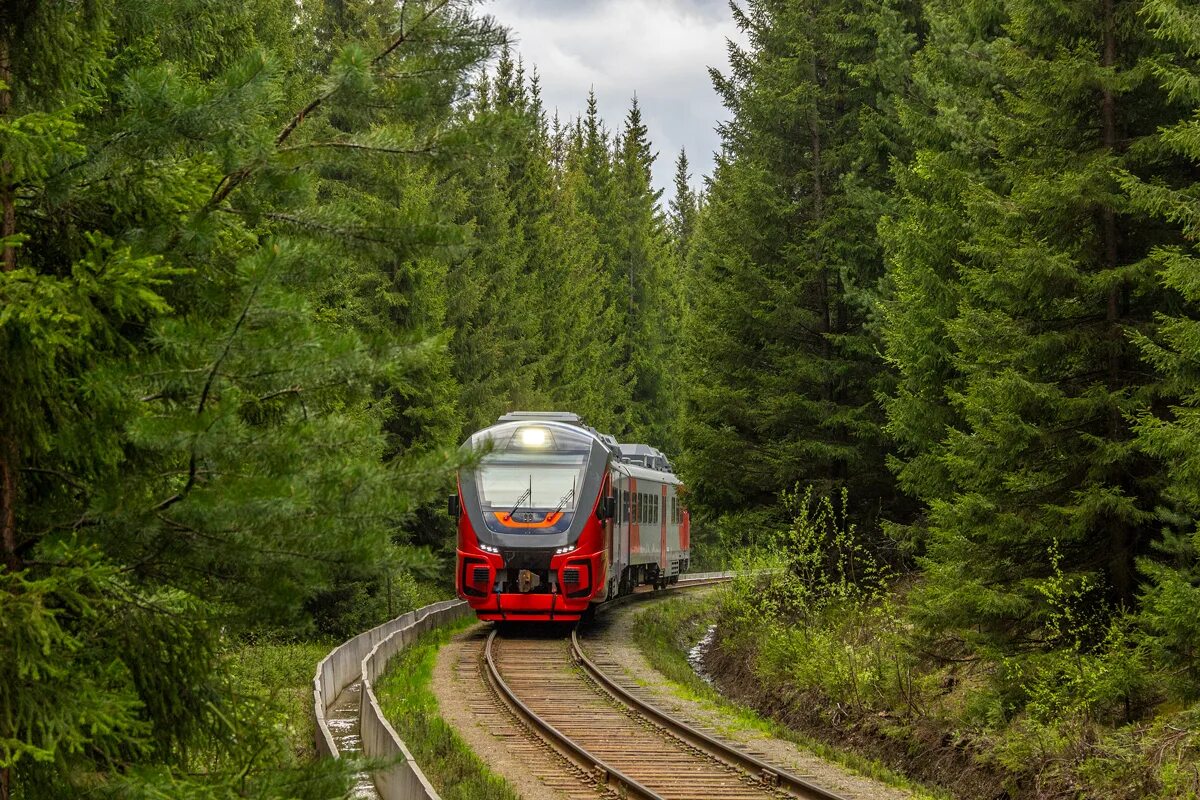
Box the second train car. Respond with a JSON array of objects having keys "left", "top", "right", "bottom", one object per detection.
[{"left": 451, "top": 411, "right": 690, "bottom": 622}]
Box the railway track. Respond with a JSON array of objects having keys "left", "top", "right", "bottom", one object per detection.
[{"left": 479, "top": 608, "right": 849, "bottom": 800}]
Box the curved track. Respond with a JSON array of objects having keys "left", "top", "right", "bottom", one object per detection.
[{"left": 480, "top": 609, "right": 849, "bottom": 800}]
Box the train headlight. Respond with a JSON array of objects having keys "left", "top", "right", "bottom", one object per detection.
[
  {"left": 479, "top": 543, "right": 499, "bottom": 554},
  {"left": 555, "top": 545, "right": 574, "bottom": 554},
  {"left": 519, "top": 427, "right": 549, "bottom": 447}
]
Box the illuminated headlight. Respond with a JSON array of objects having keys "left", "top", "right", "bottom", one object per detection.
[
  {"left": 519, "top": 427, "right": 549, "bottom": 447},
  {"left": 555, "top": 545, "right": 574, "bottom": 554},
  {"left": 479, "top": 543, "right": 499, "bottom": 554}
]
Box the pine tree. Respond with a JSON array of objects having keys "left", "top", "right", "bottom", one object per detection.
[
  {"left": 540, "top": 139, "right": 632, "bottom": 433},
  {"left": 446, "top": 57, "right": 547, "bottom": 433},
  {"left": 683, "top": 0, "right": 911, "bottom": 532},
  {"left": 669, "top": 149, "right": 698, "bottom": 260},
  {"left": 1, "top": 0, "right": 502, "bottom": 795},
  {"left": 1126, "top": 0, "right": 1200, "bottom": 695},
  {"left": 614, "top": 97, "right": 673, "bottom": 444},
  {"left": 883, "top": 0, "right": 1177, "bottom": 647}
]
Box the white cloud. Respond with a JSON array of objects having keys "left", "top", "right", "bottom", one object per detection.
[{"left": 484, "top": 0, "right": 745, "bottom": 197}]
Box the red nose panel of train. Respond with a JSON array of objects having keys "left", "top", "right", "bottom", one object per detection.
[{"left": 456, "top": 543, "right": 606, "bottom": 621}]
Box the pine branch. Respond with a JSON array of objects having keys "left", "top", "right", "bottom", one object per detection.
[
  {"left": 206, "top": 0, "right": 452, "bottom": 211},
  {"left": 19, "top": 467, "right": 87, "bottom": 492},
  {"left": 154, "top": 264, "right": 270, "bottom": 512},
  {"left": 277, "top": 141, "right": 437, "bottom": 156}
]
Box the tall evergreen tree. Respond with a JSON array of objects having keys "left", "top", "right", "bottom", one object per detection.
[
  {"left": 1126, "top": 0, "right": 1200, "bottom": 695},
  {"left": 0, "top": 1, "right": 501, "bottom": 795},
  {"left": 614, "top": 97, "right": 673, "bottom": 443},
  {"left": 669, "top": 148, "right": 699, "bottom": 258},
  {"left": 883, "top": 0, "right": 1178, "bottom": 647},
  {"left": 683, "top": 0, "right": 913, "bottom": 530}
]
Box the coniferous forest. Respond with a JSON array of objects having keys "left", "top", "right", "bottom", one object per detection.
[{"left": 3, "top": 0, "right": 1200, "bottom": 798}]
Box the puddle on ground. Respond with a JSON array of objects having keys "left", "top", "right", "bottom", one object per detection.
[{"left": 687, "top": 624, "right": 718, "bottom": 685}]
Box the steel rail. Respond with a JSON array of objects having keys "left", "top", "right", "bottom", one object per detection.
[
  {"left": 570, "top": 629, "right": 851, "bottom": 800},
  {"left": 483, "top": 628, "right": 667, "bottom": 800}
]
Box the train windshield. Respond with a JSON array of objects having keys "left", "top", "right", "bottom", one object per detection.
[
  {"left": 476, "top": 453, "right": 586, "bottom": 511},
  {"left": 466, "top": 422, "right": 596, "bottom": 514}
]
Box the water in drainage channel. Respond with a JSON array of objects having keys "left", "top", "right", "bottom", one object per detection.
[
  {"left": 687, "top": 623, "right": 718, "bottom": 686},
  {"left": 324, "top": 680, "right": 378, "bottom": 799}
]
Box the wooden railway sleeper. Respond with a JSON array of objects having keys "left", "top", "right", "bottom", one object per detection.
[{"left": 484, "top": 629, "right": 666, "bottom": 800}]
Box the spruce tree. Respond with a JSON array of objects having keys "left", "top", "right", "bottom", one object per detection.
[
  {"left": 1, "top": 1, "right": 501, "bottom": 795},
  {"left": 614, "top": 97, "right": 673, "bottom": 444},
  {"left": 1126, "top": 0, "right": 1200, "bottom": 695},
  {"left": 683, "top": 0, "right": 910, "bottom": 531},
  {"left": 883, "top": 0, "right": 1176, "bottom": 647}
]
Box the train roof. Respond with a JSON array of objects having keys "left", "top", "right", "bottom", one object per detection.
[
  {"left": 616, "top": 443, "right": 673, "bottom": 473},
  {"left": 491, "top": 411, "right": 676, "bottom": 475}
]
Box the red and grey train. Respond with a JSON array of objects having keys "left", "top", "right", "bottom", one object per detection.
[{"left": 451, "top": 411, "right": 690, "bottom": 622}]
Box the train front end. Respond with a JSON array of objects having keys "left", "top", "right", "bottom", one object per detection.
[{"left": 452, "top": 416, "right": 613, "bottom": 622}]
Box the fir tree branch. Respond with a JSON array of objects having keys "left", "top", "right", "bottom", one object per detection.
[
  {"left": 154, "top": 265, "right": 269, "bottom": 512},
  {"left": 276, "top": 141, "right": 437, "bottom": 156}
]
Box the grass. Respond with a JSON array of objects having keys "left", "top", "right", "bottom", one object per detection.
[
  {"left": 373, "top": 618, "right": 522, "bottom": 800},
  {"left": 224, "top": 638, "right": 335, "bottom": 763},
  {"left": 631, "top": 593, "right": 951, "bottom": 800}
]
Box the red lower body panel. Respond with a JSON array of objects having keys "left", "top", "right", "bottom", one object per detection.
[{"left": 470, "top": 592, "right": 590, "bottom": 622}]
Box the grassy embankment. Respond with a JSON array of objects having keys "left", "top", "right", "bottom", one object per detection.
[
  {"left": 657, "top": 570, "right": 1200, "bottom": 800},
  {"left": 631, "top": 592, "right": 948, "bottom": 799},
  {"left": 374, "top": 619, "right": 521, "bottom": 800}
]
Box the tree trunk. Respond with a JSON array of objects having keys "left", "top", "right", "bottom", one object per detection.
[
  {"left": 1100, "top": 0, "right": 1133, "bottom": 604},
  {"left": 0, "top": 34, "right": 18, "bottom": 800}
]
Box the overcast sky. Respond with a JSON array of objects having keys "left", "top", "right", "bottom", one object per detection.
[{"left": 484, "top": 0, "right": 743, "bottom": 199}]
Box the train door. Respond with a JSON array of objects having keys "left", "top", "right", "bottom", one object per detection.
[
  {"left": 611, "top": 471, "right": 629, "bottom": 596},
  {"left": 660, "top": 483, "right": 668, "bottom": 576},
  {"left": 629, "top": 476, "right": 639, "bottom": 559}
]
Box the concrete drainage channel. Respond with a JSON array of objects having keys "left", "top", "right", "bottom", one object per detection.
[
  {"left": 313, "top": 598, "right": 471, "bottom": 800},
  {"left": 312, "top": 573, "right": 734, "bottom": 800}
]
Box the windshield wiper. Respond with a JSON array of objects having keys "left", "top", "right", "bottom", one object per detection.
[
  {"left": 503, "top": 487, "right": 531, "bottom": 521},
  {"left": 551, "top": 486, "right": 574, "bottom": 518}
]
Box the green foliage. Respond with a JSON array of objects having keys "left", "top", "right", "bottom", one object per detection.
[
  {"left": 1124, "top": 0, "right": 1200, "bottom": 703},
  {"left": 1, "top": 1, "right": 502, "bottom": 796},
  {"left": 682, "top": 0, "right": 919, "bottom": 535},
  {"left": 716, "top": 488, "right": 914, "bottom": 717},
  {"left": 880, "top": 0, "right": 1186, "bottom": 654}
]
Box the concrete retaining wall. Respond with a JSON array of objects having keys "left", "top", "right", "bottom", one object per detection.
[{"left": 312, "top": 598, "right": 469, "bottom": 797}]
